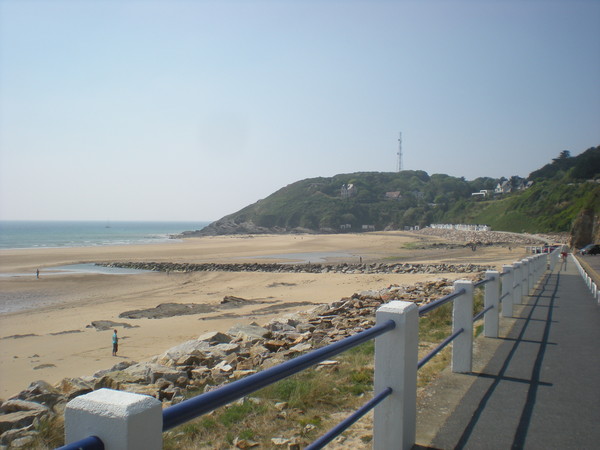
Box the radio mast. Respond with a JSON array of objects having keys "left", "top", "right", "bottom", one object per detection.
[{"left": 397, "top": 132, "right": 403, "bottom": 172}]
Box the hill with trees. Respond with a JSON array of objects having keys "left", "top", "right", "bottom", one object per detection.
[{"left": 189, "top": 145, "right": 599, "bottom": 237}]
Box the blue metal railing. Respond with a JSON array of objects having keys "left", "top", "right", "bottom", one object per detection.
[
  {"left": 305, "top": 387, "right": 393, "bottom": 449},
  {"left": 418, "top": 328, "right": 465, "bottom": 369},
  {"left": 163, "top": 319, "right": 396, "bottom": 430},
  {"left": 57, "top": 435, "right": 104, "bottom": 450},
  {"left": 473, "top": 278, "right": 491, "bottom": 288},
  {"left": 418, "top": 289, "right": 466, "bottom": 316},
  {"left": 417, "top": 275, "right": 500, "bottom": 370},
  {"left": 473, "top": 305, "right": 494, "bottom": 322}
]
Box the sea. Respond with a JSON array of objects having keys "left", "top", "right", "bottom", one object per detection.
[{"left": 0, "top": 221, "right": 210, "bottom": 250}]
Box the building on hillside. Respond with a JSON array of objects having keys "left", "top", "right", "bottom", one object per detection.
[
  {"left": 341, "top": 184, "right": 357, "bottom": 199},
  {"left": 385, "top": 191, "right": 402, "bottom": 200},
  {"left": 430, "top": 223, "right": 491, "bottom": 232},
  {"left": 362, "top": 225, "right": 375, "bottom": 231},
  {"left": 471, "top": 189, "right": 490, "bottom": 199},
  {"left": 340, "top": 224, "right": 352, "bottom": 231},
  {"left": 495, "top": 181, "right": 511, "bottom": 194}
]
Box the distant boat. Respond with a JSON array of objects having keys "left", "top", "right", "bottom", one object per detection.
[{"left": 105, "top": 220, "right": 111, "bottom": 229}]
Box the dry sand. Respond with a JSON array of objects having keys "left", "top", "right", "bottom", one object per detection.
[{"left": 0, "top": 232, "right": 528, "bottom": 399}]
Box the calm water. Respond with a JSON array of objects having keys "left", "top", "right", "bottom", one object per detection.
[{"left": 0, "top": 221, "right": 210, "bottom": 250}]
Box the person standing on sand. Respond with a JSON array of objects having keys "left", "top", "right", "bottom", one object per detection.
[
  {"left": 36, "top": 269, "right": 39, "bottom": 279},
  {"left": 112, "top": 329, "right": 119, "bottom": 356}
]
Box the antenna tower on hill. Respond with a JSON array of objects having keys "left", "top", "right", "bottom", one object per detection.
[{"left": 397, "top": 132, "right": 403, "bottom": 172}]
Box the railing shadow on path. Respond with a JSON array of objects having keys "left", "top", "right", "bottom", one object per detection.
[
  {"left": 428, "top": 257, "right": 600, "bottom": 450},
  {"left": 451, "top": 272, "right": 559, "bottom": 449}
]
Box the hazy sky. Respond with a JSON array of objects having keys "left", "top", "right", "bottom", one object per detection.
[{"left": 1, "top": 0, "right": 599, "bottom": 221}]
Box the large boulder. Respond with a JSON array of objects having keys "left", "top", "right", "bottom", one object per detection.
[
  {"left": 228, "top": 323, "right": 271, "bottom": 341},
  {"left": 11, "top": 380, "right": 63, "bottom": 410},
  {"left": 145, "top": 363, "right": 188, "bottom": 384},
  {"left": 198, "top": 331, "right": 231, "bottom": 344},
  {"left": 0, "top": 410, "right": 45, "bottom": 434},
  {"left": 56, "top": 378, "right": 94, "bottom": 400},
  {"left": 0, "top": 399, "right": 49, "bottom": 415}
]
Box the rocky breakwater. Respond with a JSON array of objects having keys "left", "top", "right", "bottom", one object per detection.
[
  {"left": 98, "top": 261, "right": 492, "bottom": 274},
  {"left": 0, "top": 277, "right": 470, "bottom": 448}
]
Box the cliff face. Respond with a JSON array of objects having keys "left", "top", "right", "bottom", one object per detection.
[{"left": 570, "top": 209, "right": 597, "bottom": 248}]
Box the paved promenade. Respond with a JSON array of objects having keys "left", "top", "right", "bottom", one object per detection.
[{"left": 417, "top": 256, "right": 600, "bottom": 449}]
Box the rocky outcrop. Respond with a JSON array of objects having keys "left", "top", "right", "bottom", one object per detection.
[
  {"left": 176, "top": 218, "right": 285, "bottom": 237},
  {"left": 570, "top": 208, "right": 597, "bottom": 248},
  {"left": 0, "top": 277, "right": 471, "bottom": 447}
]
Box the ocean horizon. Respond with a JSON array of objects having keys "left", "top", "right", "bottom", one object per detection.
[{"left": 0, "top": 220, "right": 210, "bottom": 250}]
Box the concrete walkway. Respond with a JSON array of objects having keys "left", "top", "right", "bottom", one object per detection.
[{"left": 416, "top": 256, "right": 600, "bottom": 449}]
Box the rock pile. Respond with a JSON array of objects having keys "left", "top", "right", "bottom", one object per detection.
[
  {"left": 414, "top": 227, "right": 549, "bottom": 246},
  {"left": 0, "top": 277, "right": 467, "bottom": 448},
  {"left": 99, "top": 261, "right": 491, "bottom": 274}
]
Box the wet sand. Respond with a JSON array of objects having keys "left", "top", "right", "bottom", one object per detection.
[{"left": 0, "top": 232, "right": 527, "bottom": 399}]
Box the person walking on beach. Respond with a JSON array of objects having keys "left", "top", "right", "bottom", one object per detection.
[
  {"left": 112, "top": 329, "right": 119, "bottom": 356},
  {"left": 36, "top": 269, "right": 39, "bottom": 279}
]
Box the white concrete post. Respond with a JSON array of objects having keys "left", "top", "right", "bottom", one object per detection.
[
  {"left": 484, "top": 271, "right": 499, "bottom": 338},
  {"left": 374, "top": 301, "right": 418, "bottom": 450},
  {"left": 513, "top": 262, "right": 522, "bottom": 305},
  {"left": 539, "top": 254, "right": 545, "bottom": 278},
  {"left": 521, "top": 258, "right": 530, "bottom": 299},
  {"left": 65, "top": 388, "right": 163, "bottom": 450},
  {"left": 452, "top": 280, "right": 474, "bottom": 373},
  {"left": 501, "top": 265, "right": 514, "bottom": 318},
  {"left": 528, "top": 257, "right": 535, "bottom": 291},
  {"left": 550, "top": 249, "right": 559, "bottom": 272}
]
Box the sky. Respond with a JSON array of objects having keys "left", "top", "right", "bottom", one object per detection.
[{"left": 0, "top": 0, "right": 599, "bottom": 221}]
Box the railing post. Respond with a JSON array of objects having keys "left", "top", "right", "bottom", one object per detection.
[
  {"left": 65, "top": 388, "right": 163, "bottom": 450},
  {"left": 484, "top": 271, "right": 499, "bottom": 338},
  {"left": 452, "top": 280, "right": 474, "bottom": 373},
  {"left": 521, "top": 258, "right": 530, "bottom": 298},
  {"left": 513, "top": 261, "right": 522, "bottom": 304},
  {"left": 528, "top": 257, "right": 535, "bottom": 291},
  {"left": 501, "top": 265, "right": 514, "bottom": 317},
  {"left": 550, "top": 248, "right": 560, "bottom": 272},
  {"left": 539, "top": 254, "right": 545, "bottom": 279},
  {"left": 374, "top": 300, "right": 418, "bottom": 450}
]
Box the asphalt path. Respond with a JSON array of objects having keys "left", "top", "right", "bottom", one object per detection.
[{"left": 420, "top": 256, "right": 600, "bottom": 450}]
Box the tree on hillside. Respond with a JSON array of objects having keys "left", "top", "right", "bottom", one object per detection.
[
  {"left": 553, "top": 150, "right": 571, "bottom": 163},
  {"left": 570, "top": 146, "right": 600, "bottom": 179}
]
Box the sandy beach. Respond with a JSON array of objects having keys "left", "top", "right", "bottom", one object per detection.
[{"left": 0, "top": 232, "right": 528, "bottom": 399}]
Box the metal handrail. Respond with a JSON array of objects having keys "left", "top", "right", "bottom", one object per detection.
[
  {"left": 473, "top": 305, "right": 494, "bottom": 322},
  {"left": 306, "top": 387, "right": 393, "bottom": 449},
  {"left": 418, "top": 288, "right": 466, "bottom": 317},
  {"left": 418, "top": 328, "right": 465, "bottom": 369},
  {"left": 162, "top": 319, "right": 396, "bottom": 430},
  {"left": 56, "top": 435, "right": 104, "bottom": 450},
  {"left": 473, "top": 278, "right": 491, "bottom": 288}
]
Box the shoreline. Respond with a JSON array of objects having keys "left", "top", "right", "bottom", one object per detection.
[{"left": 0, "top": 231, "right": 530, "bottom": 399}]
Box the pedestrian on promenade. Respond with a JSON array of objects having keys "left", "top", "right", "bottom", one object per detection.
[
  {"left": 561, "top": 249, "right": 568, "bottom": 270},
  {"left": 112, "top": 330, "right": 119, "bottom": 356}
]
